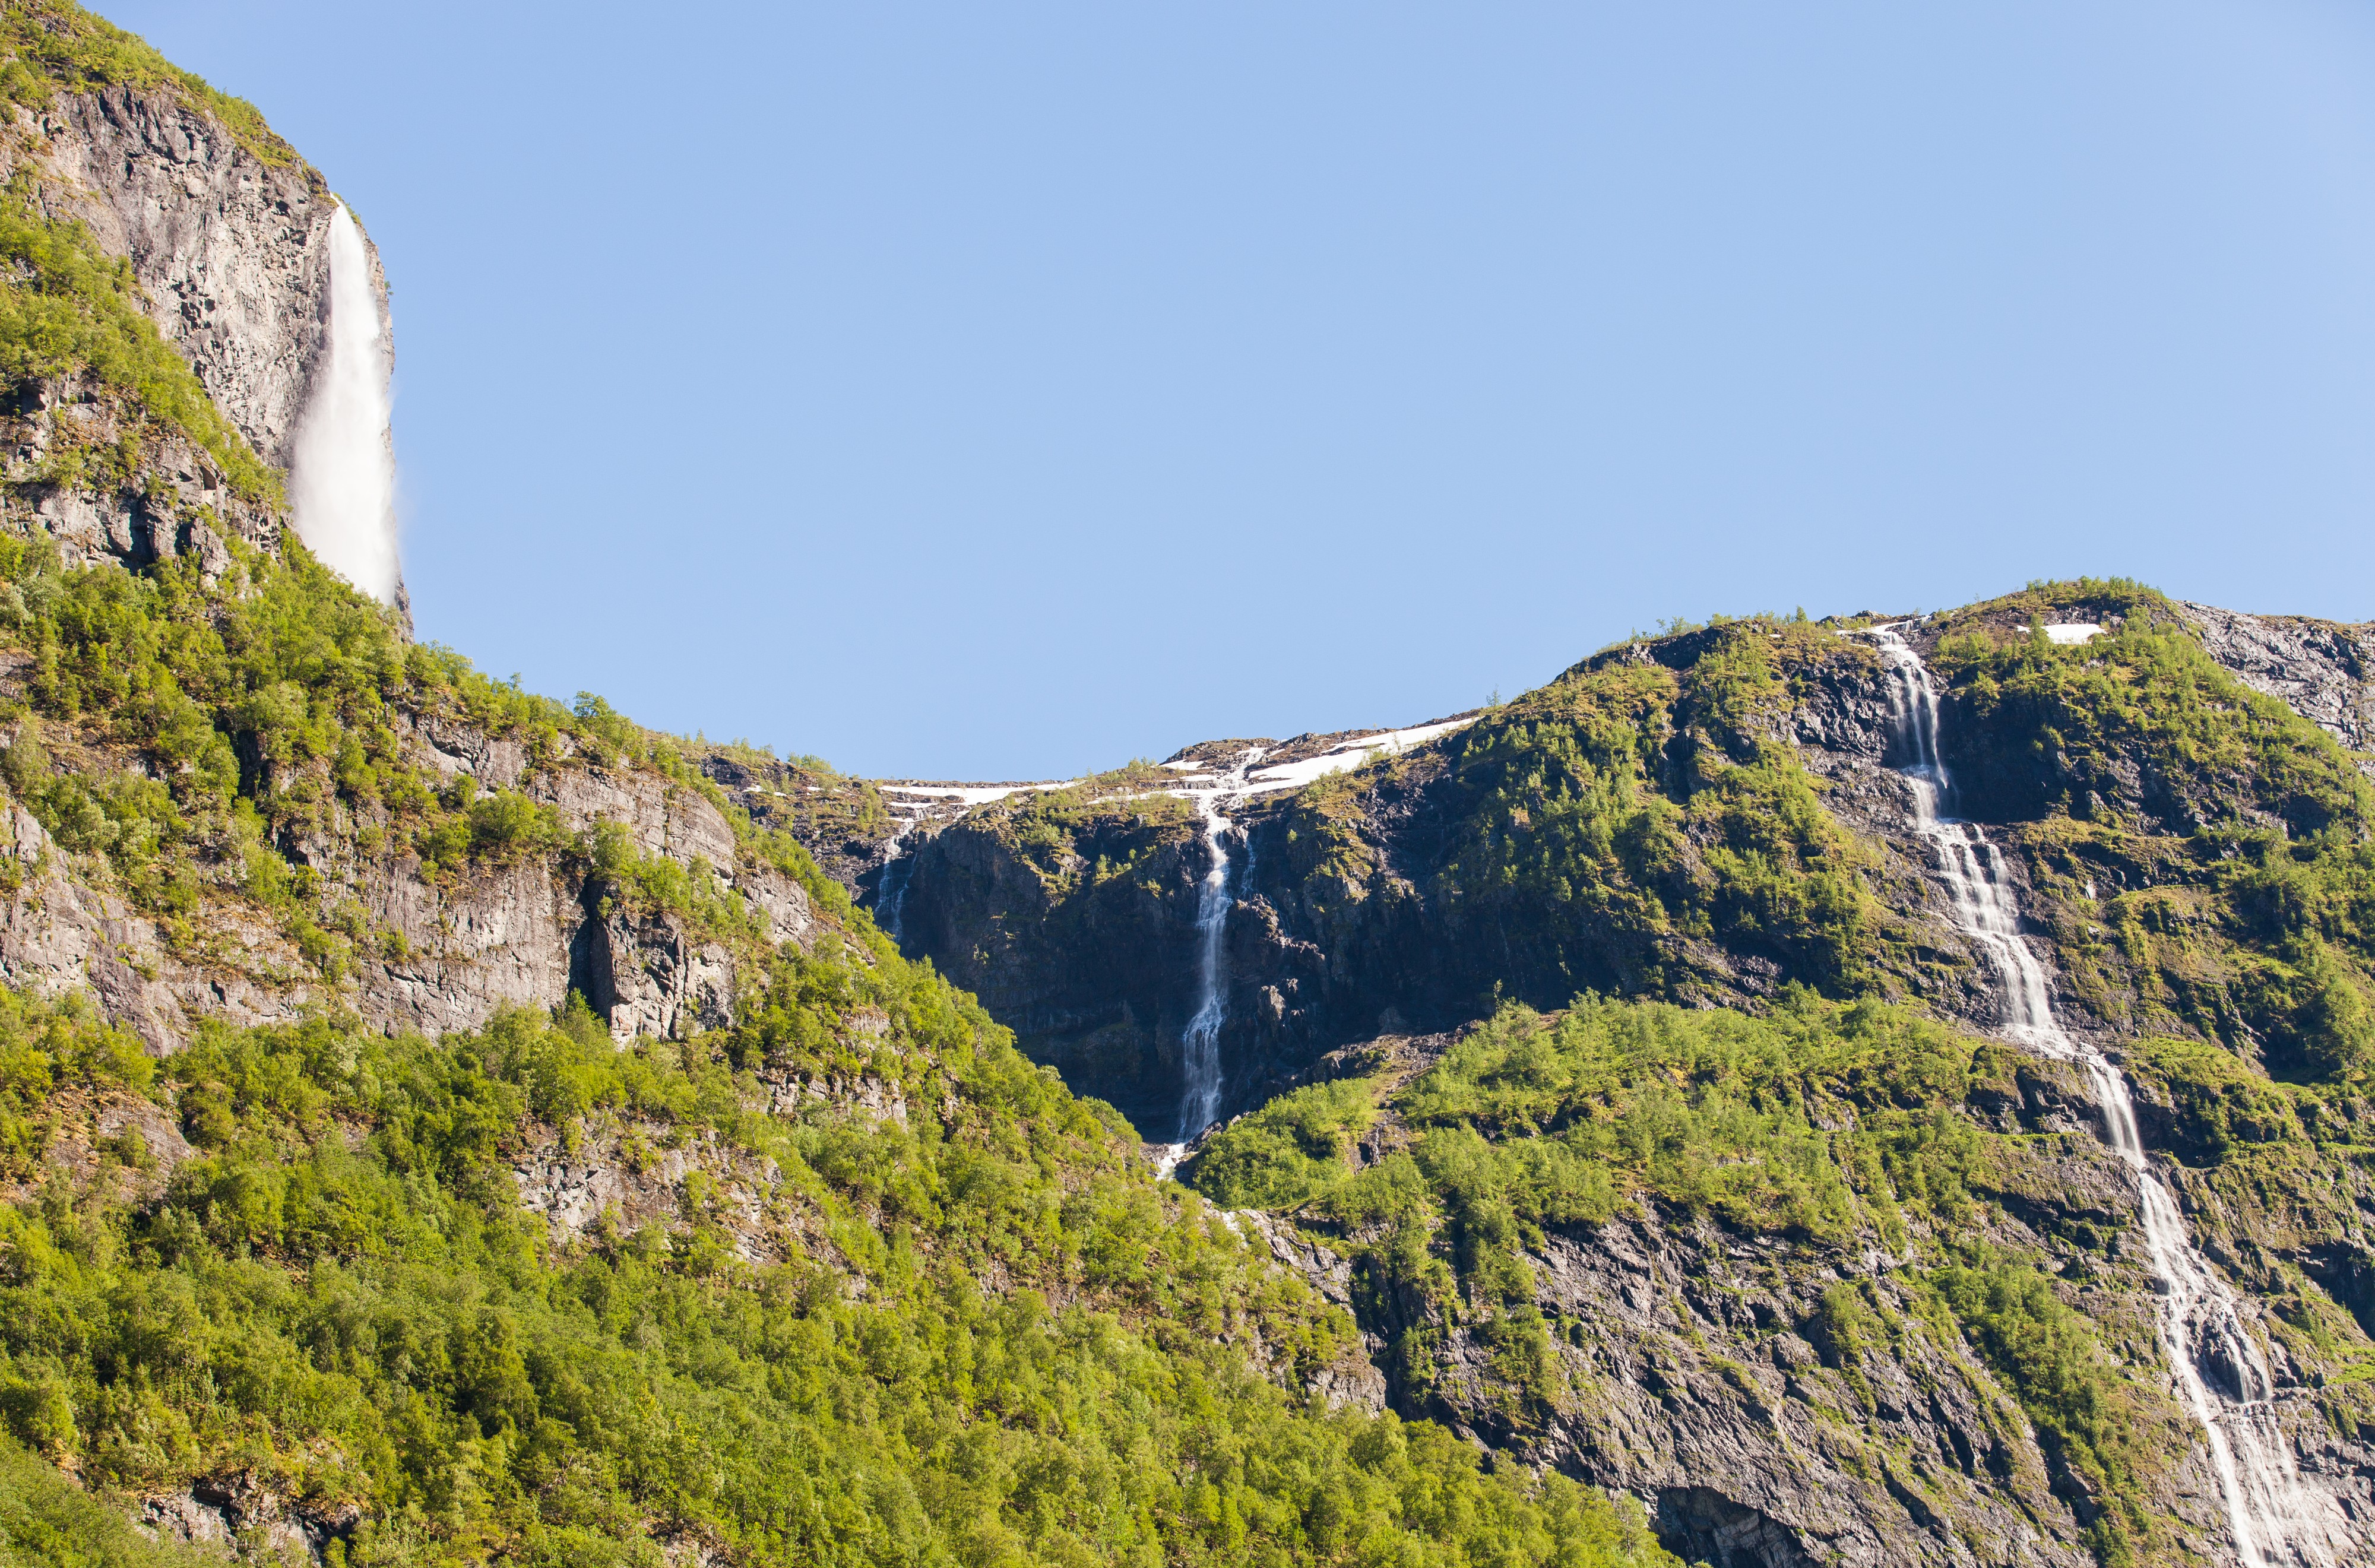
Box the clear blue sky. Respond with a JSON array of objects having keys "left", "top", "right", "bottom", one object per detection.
[{"left": 102, "top": 2, "right": 2375, "bottom": 778}]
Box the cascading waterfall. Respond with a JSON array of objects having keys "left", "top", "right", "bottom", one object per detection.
[
  {"left": 875, "top": 818, "right": 917, "bottom": 943},
  {"left": 1176, "top": 746, "right": 1264, "bottom": 1143},
  {"left": 289, "top": 202, "right": 401, "bottom": 603},
  {"left": 1869, "top": 625, "right": 2333, "bottom": 1568},
  {"left": 864, "top": 798, "right": 917, "bottom": 945}
]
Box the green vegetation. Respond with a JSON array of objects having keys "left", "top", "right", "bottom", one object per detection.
[
  {"left": 0, "top": 963, "right": 1674, "bottom": 1566},
  {"left": 0, "top": 1431, "right": 201, "bottom": 1567},
  {"left": 0, "top": 534, "right": 523, "bottom": 959},
  {"left": 0, "top": 530, "right": 856, "bottom": 985},
  {"left": 1265, "top": 617, "right": 1889, "bottom": 1015},
  {"left": 981, "top": 765, "right": 1199, "bottom": 895},
  {"left": 1931, "top": 1260, "right": 2150, "bottom": 1559},
  {"left": 0, "top": 177, "right": 281, "bottom": 503},
  {"left": 0, "top": 1, "right": 302, "bottom": 170},
  {"left": 1187, "top": 994, "right": 2188, "bottom": 1558},
  {"left": 1927, "top": 583, "right": 2375, "bottom": 1084},
  {"left": 1189, "top": 1078, "right": 1381, "bottom": 1212},
  {"left": 1199, "top": 993, "right": 1980, "bottom": 1271},
  {"left": 1440, "top": 618, "right": 1883, "bottom": 994},
  {"left": 1928, "top": 580, "right": 2369, "bottom": 840},
  {"left": 1193, "top": 997, "right": 1980, "bottom": 1408},
  {"left": 0, "top": 484, "right": 1670, "bottom": 1563}
]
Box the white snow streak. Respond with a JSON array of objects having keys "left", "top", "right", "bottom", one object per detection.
[{"left": 879, "top": 780, "right": 1079, "bottom": 806}]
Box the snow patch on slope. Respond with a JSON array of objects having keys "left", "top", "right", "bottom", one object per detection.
[
  {"left": 1237, "top": 718, "right": 1475, "bottom": 796},
  {"left": 880, "top": 781, "right": 1080, "bottom": 806}
]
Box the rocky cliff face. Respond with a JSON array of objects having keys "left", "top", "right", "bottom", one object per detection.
[
  {"left": 892, "top": 797, "right": 1211, "bottom": 1133},
  {"left": 821, "top": 591, "right": 2375, "bottom": 1565},
  {"left": 28, "top": 87, "right": 369, "bottom": 478},
  {"left": 10, "top": 77, "right": 404, "bottom": 617},
  {"left": 873, "top": 625, "right": 1937, "bottom": 1129},
  {"left": 867, "top": 592, "right": 2373, "bottom": 1138},
  {"left": 0, "top": 369, "right": 283, "bottom": 583},
  {"left": 2178, "top": 600, "right": 2375, "bottom": 768},
  {"left": 0, "top": 680, "right": 816, "bottom": 1054},
  {"left": 0, "top": 91, "right": 804, "bottom": 1054},
  {"left": 1230, "top": 1020, "right": 2375, "bottom": 1568}
]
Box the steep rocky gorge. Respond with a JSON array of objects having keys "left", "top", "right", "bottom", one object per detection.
[{"left": 799, "top": 593, "right": 2375, "bottom": 1566}]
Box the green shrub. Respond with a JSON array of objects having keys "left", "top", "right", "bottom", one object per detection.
[
  {"left": 1189, "top": 1076, "right": 1379, "bottom": 1209},
  {"left": 0, "top": 971, "right": 1676, "bottom": 1566},
  {"left": 0, "top": 0, "right": 299, "bottom": 169},
  {"left": 1934, "top": 1261, "right": 2149, "bottom": 1561},
  {"left": 0, "top": 179, "right": 278, "bottom": 502},
  {"left": 0, "top": 1433, "right": 205, "bottom": 1567}
]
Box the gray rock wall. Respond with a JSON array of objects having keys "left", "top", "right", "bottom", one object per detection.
[
  {"left": 0, "top": 705, "right": 815, "bottom": 1053},
  {"left": 26, "top": 87, "right": 370, "bottom": 476},
  {"left": 2179, "top": 600, "right": 2375, "bottom": 768},
  {"left": 15, "top": 85, "right": 407, "bottom": 612}
]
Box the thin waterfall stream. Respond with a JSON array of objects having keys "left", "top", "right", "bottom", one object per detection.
[
  {"left": 1178, "top": 747, "right": 1262, "bottom": 1141},
  {"left": 1869, "top": 624, "right": 2334, "bottom": 1568},
  {"left": 875, "top": 815, "right": 918, "bottom": 944},
  {"left": 1149, "top": 747, "right": 1264, "bottom": 1176}
]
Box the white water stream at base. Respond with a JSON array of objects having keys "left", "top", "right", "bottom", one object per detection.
[{"left": 1870, "top": 625, "right": 2333, "bottom": 1567}]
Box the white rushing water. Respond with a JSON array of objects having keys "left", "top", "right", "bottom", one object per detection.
[
  {"left": 1175, "top": 746, "right": 1264, "bottom": 1144},
  {"left": 875, "top": 821, "right": 917, "bottom": 943},
  {"left": 289, "top": 203, "right": 400, "bottom": 603},
  {"left": 1869, "top": 625, "right": 2334, "bottom": 1568}
]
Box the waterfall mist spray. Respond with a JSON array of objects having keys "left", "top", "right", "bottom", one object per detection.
[{"left": 289, "top": 203, "right": 400, "bottom": 602}]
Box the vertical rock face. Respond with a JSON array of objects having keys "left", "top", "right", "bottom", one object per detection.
[
  {"left": 1, "top": 380, "right": 284, "bottom": 573},
  {"left": 20, "top": 85, "right": 406, "bottom": 613},
  {"left": 879, "top": 597, "right": 2375, "bottom": 1142},
  {"left": 0, "top": 702, "right": 818, "bottom": 1054},
  {"left": 0, "top": 61, "right": 806, "bottom": 1049},
  {"left": 27, "top": 87, "right": 376, "bottom": 474},
  {"left": 894, "top": 810, "right": 1211, "bottom": 1133}
]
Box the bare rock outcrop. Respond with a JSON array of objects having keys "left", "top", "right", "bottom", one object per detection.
[
  {"left": 2178, "top": 600, "right": 2375, "bottom": 765},
  {"left": 0, "top": 696, "right": 815, "bottom": 1051},
  {"left": 28, "top": 87, "right": 357, "bottom": 476}
]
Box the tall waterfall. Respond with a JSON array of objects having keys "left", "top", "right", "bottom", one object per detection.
[
  {"left": 1177, "top": 746, "right": 1263, "bottom": 1143},
  {"left": 876, "top": 822, "right": 916, "bottom": 943},
  {"left": 1870, "top": 625, "right": 2334, "bottom": 1568},
  {"left": 289, "top": 202, "right": 401, "bottom": 603}
]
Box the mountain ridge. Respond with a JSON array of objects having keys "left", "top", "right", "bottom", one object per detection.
[{"left": 0, "top": 5, "right": 2368, "bottom": 1566}]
